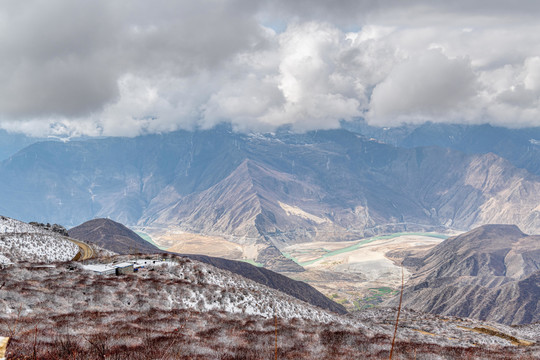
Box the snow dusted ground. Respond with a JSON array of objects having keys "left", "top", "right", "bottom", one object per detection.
[
  {"left": 0, "top": 216, "right": 45, "bottom": 234},
  {"left": 1, "top": 258, "right": 538, "bottom": 359},
  {"left": 354, "top": 308, "right": 538, "bottom": 348},
  {"left": 0, "top": 254, "right": 10, "bottom": 265},
  {"left": 79, "top": 256, "right": 347, "bottom": 325},
  {"left": 0, "top": 215, "right": 78, "bottom": 263}
]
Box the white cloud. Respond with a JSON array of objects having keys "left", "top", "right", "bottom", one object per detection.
[
  {"left": 202, "top": 22, "right": 365, "bottom": 132},
  {"left": 524, "top": 57, "right": 540, "bottom": 92},
  {"left": 482, "top": 56, "right": 540, "bottom": 127},
  {"left": 367, "top": 51, "right": 479, "bottom": 125},
  {"left": 1, "top": 1, "right": 540, "bottom": 137}
]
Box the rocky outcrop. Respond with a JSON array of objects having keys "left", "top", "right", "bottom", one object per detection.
[{"left": 29, "top": 222, "right": 69, "bottom": 237}]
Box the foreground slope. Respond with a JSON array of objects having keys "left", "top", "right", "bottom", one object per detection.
[
  {"left": 389, "top": 225, "right": 540, "bottom": 325},
  {"left": 1, "top": 257, "right": 538, "bottom": 359}
]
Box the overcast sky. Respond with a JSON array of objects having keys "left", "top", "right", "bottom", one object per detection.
[{"left": 1, "top": 0, "right": 540, "bottom": 137}]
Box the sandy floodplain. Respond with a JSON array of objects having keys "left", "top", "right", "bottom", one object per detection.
[
  {"left": 135, "top": 227, "right": 265, "bottom": 263},
  {"left": 282, "top": 233, "right": 448, "bottom": 310}
]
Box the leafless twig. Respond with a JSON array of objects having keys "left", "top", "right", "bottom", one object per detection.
[
  {"left": 275, "top": 315, "right": 278, "bottom": 360},
  {"left": 389, "top": 264, "right": 404, "bottom": 360}
]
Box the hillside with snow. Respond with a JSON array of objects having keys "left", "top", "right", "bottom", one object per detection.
[
  {"left": 5, "top": 254, "right": 341, "bottom": 323},
  {"left": 1, "top": 254, "right": 538, "bottom": 359},
  {"left": 0, "top": 215, "right": 78, "bottom": 264}
]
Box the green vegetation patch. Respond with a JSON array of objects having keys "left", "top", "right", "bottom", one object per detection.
[
  {"left": 239, "top": 259, "right": 264, "bottom": 267},
  {"left": 370, "top": 287, "right": 394, "bottom": 294},
  {"left": 354, "top": 287, "right": 400, "bottom": 310}
]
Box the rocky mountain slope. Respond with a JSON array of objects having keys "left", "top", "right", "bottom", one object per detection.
[
  {"left": 0, "top": 215, "right": 78, "bottom": 264},
  {"left": 68, "top": 218, "right": 345, "bottom": 314},
  {"left": 1, "top": 128, "right": 540, "bottom": 269},
  {"left": 388, "top": 225, "right": 540, "bottom": 325},
  {"left": 185, "top": 253, "right": 346, "bottom": 314}
]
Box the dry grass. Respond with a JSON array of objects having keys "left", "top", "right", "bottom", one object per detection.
[
  {"left": 3, "top": 309, "right": 536, "bottom": 359},
  {"left": 0, "top": 259, "right": 538, "bottom": 359}
]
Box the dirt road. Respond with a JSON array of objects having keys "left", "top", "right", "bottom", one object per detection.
[
  {"left": 0, "top": 336, "right": 8, "bottom": 359},
  {"left": 68, "top": 238, "right": 94, "bottom": 260}
]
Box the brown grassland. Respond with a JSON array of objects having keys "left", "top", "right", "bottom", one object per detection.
[{"left": 0, "top": 258, "right": 538, "bottom": 359}]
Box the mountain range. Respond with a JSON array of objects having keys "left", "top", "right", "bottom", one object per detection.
[
  {"left": 344, "top": 121, "right": 540, "bottom": 176},
  {"left": 0, "top": 125, "right": 539, "bottom": 268}
]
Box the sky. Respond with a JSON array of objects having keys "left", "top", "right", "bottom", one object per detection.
[{"left": 1, "top": 0, "right": 540, "bottom": 137}]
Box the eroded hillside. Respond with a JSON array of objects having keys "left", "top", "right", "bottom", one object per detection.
[{"left": 387, "top": 225, "right": 540, "bottom": 325}]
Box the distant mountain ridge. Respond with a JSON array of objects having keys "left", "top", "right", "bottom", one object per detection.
[
  {"left": 0, "top": 129, "right": 44, "bottom": 161},
  {"left": 389, "top": 224, "right": 540, "bottom": 325},
  {"left": 344, "top": 121, "right": 540, "bottom": 175},
  {"left": 1, "top": 127, "right": 540, "bottom": 269}
]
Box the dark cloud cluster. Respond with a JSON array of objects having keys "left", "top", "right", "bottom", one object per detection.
[{"left": 0, "top": 0, "right": 539, "bottom": 137}]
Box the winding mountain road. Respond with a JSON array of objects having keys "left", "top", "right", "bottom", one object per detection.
[{"left": 68, "top": 238, "right": 94, "bottom": 260}]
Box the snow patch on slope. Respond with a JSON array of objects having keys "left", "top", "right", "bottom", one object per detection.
[
  {"left": 0, "top": 253, "right": 11, "bottom": 265},
  {"left": 0, "top": 216, "right": 43, "bottom": 234},
  {"left": 0, "top": 215, "right": 78, "bottom": 263}
]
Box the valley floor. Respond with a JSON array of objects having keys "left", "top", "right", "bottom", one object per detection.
[
  {"left": 138, "top": 228, "right": 451, "bottom": 311},
  {"left": 283, "top": 233, "right": 448, "bottom": 310}
]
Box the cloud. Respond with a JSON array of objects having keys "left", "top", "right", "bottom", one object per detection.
[
  {"left": 202, "top": 22, "right": 365, "bottom": 132},
  {"left": 483, "top": 56, "right": 540, "bottom": 127},
  {"left": 1, "top": 1, "right": 540, "bottom": 137},
  {"left": 0, "top": 0, "right": 265, "bottom": 124},
  {"left": 367, "top": 51, "right": 479, "bottom": 125},
  {"left": 0, "top": 1, "right": 119, "bottom": 119}
]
